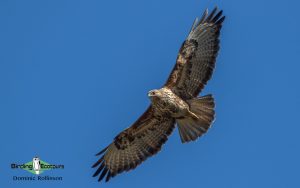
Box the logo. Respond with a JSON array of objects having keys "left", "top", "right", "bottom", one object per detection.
[{"left": 11, "top": 156, "right": 64, "bottom": 181}]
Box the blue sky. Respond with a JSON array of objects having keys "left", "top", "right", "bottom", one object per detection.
[{"left": 1, "top": 0, "right": 300, "bottom": 187}]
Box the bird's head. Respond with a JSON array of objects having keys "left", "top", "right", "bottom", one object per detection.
[{"left": 148, "top": 89, "right": 161, "bottom": 98}]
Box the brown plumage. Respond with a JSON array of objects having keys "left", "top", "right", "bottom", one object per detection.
[{"left": 92, "top": 7, "right": 225, "bottom": 182}]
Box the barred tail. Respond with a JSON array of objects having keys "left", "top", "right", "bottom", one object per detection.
[{"left": 176, "top": 94, "right": 215, "bottom": 143}]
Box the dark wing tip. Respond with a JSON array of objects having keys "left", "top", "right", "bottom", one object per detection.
[
  {"left": 92, "top": 156, "right": 104, "bottom": 168},
  {"left": 98, "top": 167, "right": 108, "bottom": 182},
  {"left": 93, "top": 161, "right": 105, "bottom": 177},
  {"left": 206, "top": 6, "right": 218, "bottom": 22},
  {"left": 212, "top": 10, "right": 223, "bottom": 23},
  {"left": 199, "top": 8, "right": 208, "bottom": 24},
  {"left": 95, "top": 146, "right": 108, "bottom": 156},
  {"left": 92, "top": 146, "right": 111, "bottom": 182},
  {"left": 212, "top": 8, "right": 225, "bottom": 25},
  {"left": 200, "top": 7, "right": 225, "bottom": 26},
  {"left": 216, "top": 16, "right": 225, "bottom": 25},
  {"left": 105, "top": 171, "right": 112, "bottom": 182}
]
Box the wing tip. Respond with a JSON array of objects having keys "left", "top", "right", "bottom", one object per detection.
[
  {"left": 105, "top": 171, "right": 112, "bottom": 182},
  {"left": 92, "top": 162, "right": 113, "bottom": 183},
  {"left": 206, "top": 6, "right": 218, "bottom": 22},
  {"left": 198, "top": 8, "right": 208, "bottom": 24},
  {"left": 92, "top": 161, "right": 105, "bottom": 177},
  {"left": 95, "top": 146, "right": 108, "bottom": 156},
  {"left": 189, "top": 6, "right": 225, "bottom": 37},
  {"left": 216, "top": 15, "right": 225, "bottom": 26},
  {"left": 201, "top": 6, "right": 225, "bottom": 25},
  {"left": 98, "top": 167, "right": 108, "bottom": 182},
  {"left": 93, "top": 145, "right": 112, "bottom": 182},
  {"left": 91, "top": 155, "right": 104, "bottom": 168}
]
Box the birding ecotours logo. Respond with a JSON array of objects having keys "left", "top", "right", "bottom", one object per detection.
[{"left": 11, "top": 156, "right": 64, "bottom": 175}]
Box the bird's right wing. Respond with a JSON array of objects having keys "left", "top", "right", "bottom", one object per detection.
[{"left": 92, "top": 107, "right": 175, "bottom": 182}]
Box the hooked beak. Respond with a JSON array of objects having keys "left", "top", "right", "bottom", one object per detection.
[{"left": 148, "top": 90, "right": 156, "bottom": 97}]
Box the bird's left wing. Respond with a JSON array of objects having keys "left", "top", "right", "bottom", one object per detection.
[
  {"left": 92, "top": 107, "right": 175, "bottom": 182},
  {"left": 165, "top": 7, "right": 225, "bottom": 100}
]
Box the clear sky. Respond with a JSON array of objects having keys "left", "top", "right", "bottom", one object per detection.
[{"left": 1, "top": 0, "right": 300, "bottom": 187}]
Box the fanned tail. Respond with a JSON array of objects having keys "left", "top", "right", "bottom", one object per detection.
[{"left": 176, "top": 94, "right": 215, "bottom": 143}]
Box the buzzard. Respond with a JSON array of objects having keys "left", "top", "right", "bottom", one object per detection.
[{"left": 92, "top": 7, "right": 225, "bottom": 182}]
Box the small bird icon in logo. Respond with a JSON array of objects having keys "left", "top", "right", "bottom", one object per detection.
[{"left": 32, "top": 157, "right": 41, "bottom": 175}]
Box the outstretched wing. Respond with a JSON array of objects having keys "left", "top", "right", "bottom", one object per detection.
[
  {"left": 92, "top": 107, "right": 175, "bottom": 182},
  {"left": 165, "top": 7, "right": 225, "bottom": 99}
]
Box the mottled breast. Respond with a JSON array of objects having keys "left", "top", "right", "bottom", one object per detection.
[{"left": 151, "top": 87, "right": 189, "bottom": 117}]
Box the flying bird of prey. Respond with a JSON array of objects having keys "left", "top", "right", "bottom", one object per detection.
[{"left": 92, "top": 7, "right": 225, "bottom": 182}]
